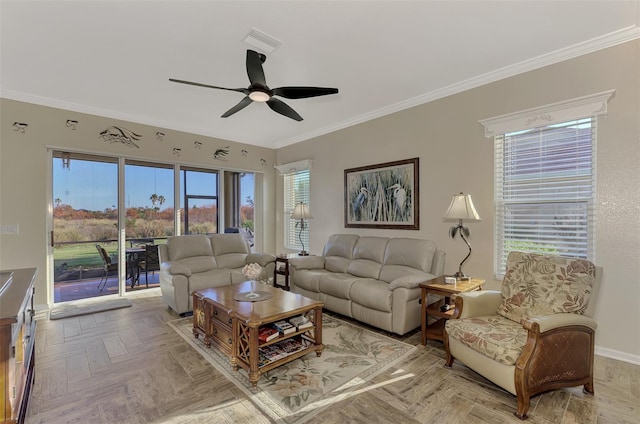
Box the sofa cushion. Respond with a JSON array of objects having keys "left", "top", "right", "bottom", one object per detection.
[
  {"left": 293, "top": 269, "right": 329, "bottom": 293},
  {"left": 323, "top": 234, "right": 359, "bottom": 258},
  {"left": 382, "top": 238, "right": 437, "bottom": 273},
  {"left": 215, "top": 253, "right": 247, "bottom": 270},
  {"left": 446, "top": 315, "right": 527, "bottom": 366},
  {"left": 323, "top": 234, "right": 359, "bottom": 273},
  {"left": 318, "top": 273, "right": 360, "bottom": 299},
  {"left": 347, "top": 237, "right": 388, "bottom": 279},
  {"left": 497, "top": 251, "right": 596, "bottom": 323},
  {"left": 350, "top": 279, "right": 393, "bottom": 312},
  {"left": 173, "top": 256, "right": 217, "bottom": 274},
  {"left": 188, "top": 269, "right": 232, "bottom": 292},
  {"left": 166, "top": 235, "right": 213, "bottom": 261},
  {"left": 210, "top": 233, "right": 250, "bottom": 255}
]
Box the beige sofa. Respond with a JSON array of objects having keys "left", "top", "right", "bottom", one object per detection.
[
  {"left": 158, "top": 234, "right": 276, "bottom": 315},
  {"left": 289, "top": 234, "right": 445, "bottom": 335}
]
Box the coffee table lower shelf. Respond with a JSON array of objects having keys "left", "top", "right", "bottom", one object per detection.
[{"left": 234, "top": 324, "right": 323, "bottom": 385}]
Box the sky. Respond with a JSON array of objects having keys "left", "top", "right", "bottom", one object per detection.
[{"left": 53, "top": 158, "right": 254, "bottom": 211}]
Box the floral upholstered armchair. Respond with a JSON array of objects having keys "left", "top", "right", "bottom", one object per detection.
[{"left": 444, "top": 251, "right": 600, "bottom": 419}]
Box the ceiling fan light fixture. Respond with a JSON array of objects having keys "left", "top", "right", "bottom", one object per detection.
[{"left": 249, "top": 90, "right": 270, "bottom": 102}]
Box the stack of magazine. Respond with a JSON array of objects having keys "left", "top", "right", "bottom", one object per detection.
[
  {"left": 258, "top": 336, "right": 313, "bottom": 366},
  {"left": 289, "top": 315, "right": 313, "bottom": 330}
]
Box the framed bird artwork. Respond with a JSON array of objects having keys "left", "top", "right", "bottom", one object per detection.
[{"left": 344, "top": 157, "right": 419, "bottom": 229}]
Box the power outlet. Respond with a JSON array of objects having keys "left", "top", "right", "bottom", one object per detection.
[{"left": 0, "top": 224, "right": 19, "bottom": 234}]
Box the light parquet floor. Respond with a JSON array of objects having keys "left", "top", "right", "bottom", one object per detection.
[{"left": 27, "top": 290, "right": 640, "bottom": 424}]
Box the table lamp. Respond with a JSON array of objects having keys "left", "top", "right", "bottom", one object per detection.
[
  {"left": 291, "top": 202, "right": 313, "bottom": 256},
  {"left": 443, "top": 192, "right": 481, "bottom": 279}
]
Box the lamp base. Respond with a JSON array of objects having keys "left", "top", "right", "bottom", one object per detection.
[
  {"left": 298, "top": 250, "right": 309, "bottom": 256},
  {"left": 452, "top": 271, "right": 470, "bottom": 281}
]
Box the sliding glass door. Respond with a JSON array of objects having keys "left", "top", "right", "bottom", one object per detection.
[
  {"left": 124, "top": 161, "right": 174, "bottom": 289},
  {"left": 50, "top": 151, "right": 251, "bottom": 304},
  {"left": 52, "top": 152, "right": 119, "bottom": 302}
]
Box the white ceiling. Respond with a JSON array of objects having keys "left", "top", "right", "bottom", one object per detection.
[{"left": 1, "top": 1, "right": 638, "bottom": 149}]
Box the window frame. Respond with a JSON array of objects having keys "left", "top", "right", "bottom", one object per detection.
[{"left": 284, "top": 169, "right": 310, "bottom": 251}]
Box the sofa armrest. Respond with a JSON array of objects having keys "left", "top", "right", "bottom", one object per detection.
[
  {"left": 431, "top": 249, "right": 446, "bottom": 276},
  {"left": 246, "top": 253, "right": 276, "bottom": 267},
  {"left": 289, "top": 256, "right": 326, "bottom": 270},
  {"left": 453, "top": 290, "right": 502, "bottom": 319},
  {"left": 388, "top": 274, "right": 430, "bottom": 290},
  {"left": 525, "top": 313, "right": 598, "bottom": 333},
  {"left": 160, "top": 261, "right": 192, "bottom": 277}
]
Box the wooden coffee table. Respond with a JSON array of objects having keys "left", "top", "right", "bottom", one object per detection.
[{"left": 192, "top": 281, "right": 324, "bottom": 386}]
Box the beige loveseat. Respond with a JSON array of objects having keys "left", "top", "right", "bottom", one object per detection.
[
  {"left": 289, "top": 234, "right": 445, "bottom": 335},
  {"left": 158, "top": 234, "right": 276, "bottom": 315}
]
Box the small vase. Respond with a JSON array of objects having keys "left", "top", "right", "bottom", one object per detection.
[{"left": 246, "top": 280, "right": 259, "bottom": 299}]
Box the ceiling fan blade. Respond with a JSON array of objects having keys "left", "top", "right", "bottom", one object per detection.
[
  {"left": 246, "top": 50, "right": 266, "bottom": 86},
  {"left": 272, "top": 86, "right": 339, "bottom": 99},
  {"left": 267, "top": 98, "right": 303, "bottom": 121},
  {"left": 221, "top": 96, "right": 253, "bottom": 118},
  {"left": 169, "top": 78, "right": 248, "bottom": 94}
]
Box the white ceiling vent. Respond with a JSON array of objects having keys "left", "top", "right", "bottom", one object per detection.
[{"left": 242, "top": 28, "right": 283, "bottom": 54}]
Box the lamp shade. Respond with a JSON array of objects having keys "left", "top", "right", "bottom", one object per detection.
[
  {"left": 443, "top": 193, "right": 481, "bottom": 222},
  {"left": 291, "top": 202, "right": 313, "bottom": 220}
]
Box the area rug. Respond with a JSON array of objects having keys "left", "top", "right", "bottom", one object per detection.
[
  {"left": 169, "top": 315, "right": 416, "bottom": 424},
  {"left": 49, "top": 298, "right": 132, "bottom": 320}
]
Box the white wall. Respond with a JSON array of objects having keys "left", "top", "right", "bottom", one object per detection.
[
  {"left": 0, "top": 100, "right": 277, "bottom": 306},
  {"left": 275, "top": 40, "right": 640, "bottom": 362}
]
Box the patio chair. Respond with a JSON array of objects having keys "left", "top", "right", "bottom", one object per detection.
[
  {"left": 96, "top": 244, "right": 118, "bottom": 291},
  {"left": 137, "top": 244, "right": 159, "bottom": 287},
  {"left": 444, "top": 251, "right": 600, "bottom": 419}
]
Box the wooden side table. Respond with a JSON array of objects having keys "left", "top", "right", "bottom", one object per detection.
[
  {"left": 420, "top": 276, "right": 485, "bottom": 345},
  {"left": 273, "top": 254, "right": 295, "bottom": 291}
]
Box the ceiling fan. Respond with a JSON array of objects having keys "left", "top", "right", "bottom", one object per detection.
[{"left": 169, "top": 49, "right": 339, "bottom": 121}]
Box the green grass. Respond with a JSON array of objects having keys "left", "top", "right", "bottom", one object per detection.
[
  {"left": 54, "top": 242, "right": 117, "bottom": 269},
  {"left": 54, "top": 239, "right": 166, "bottom": 269}
]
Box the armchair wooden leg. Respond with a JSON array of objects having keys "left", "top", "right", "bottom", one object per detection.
[
  {"left": 515, "top": 394, "right": 530, "bottom": 420},
  {"left": 443, "top": 332, "right": 455, "bottom": 368},
  {"left": 583, "top": 380, "right": 594, "bottom": 394}
]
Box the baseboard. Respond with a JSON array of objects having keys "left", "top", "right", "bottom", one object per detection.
[{"left": 595, "top": 345, "right": 640, "bottom": 366}]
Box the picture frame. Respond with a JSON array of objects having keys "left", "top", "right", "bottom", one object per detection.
[{"left": 344, "top": 157, "right": 419, "bottom": 229}]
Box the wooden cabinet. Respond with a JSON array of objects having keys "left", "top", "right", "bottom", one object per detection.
[
  {"left": 192, "top": 291, "right": 235, "bottom": 357},
  {"left": 1, "top": 268, "right": 37, "bottom": 424}
]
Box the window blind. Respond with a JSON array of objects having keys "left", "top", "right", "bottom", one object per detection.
[
  {"left": 284, "top": 170, "right": 310, "bottom": 250},
  {"left": 494, "top": 118, "right": 595, "bottom": 277}
]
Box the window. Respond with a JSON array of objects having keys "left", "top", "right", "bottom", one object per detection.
[
  {"left": 223, "top": 171, "right": 255, "bottom": 232},
  {"left": 482, "top": 90, "right": 614, "bottom": 278},
  {"left": 180, "top": 167, "right": 219, "bottom": 235},
  {"left": 494, "top": 119, "right": 595, "bottom": 276},
  {"left": 284, "top": 170, "right": 310, "bottom": 251}
]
